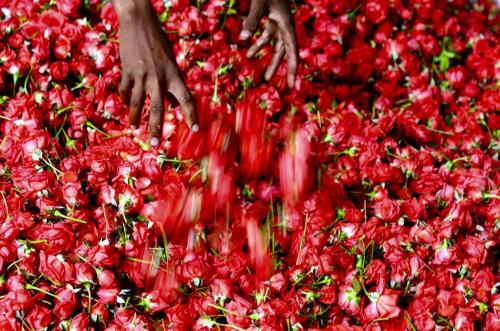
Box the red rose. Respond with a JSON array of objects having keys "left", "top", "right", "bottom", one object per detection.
[
  {"left": 56, "top": 0, "right": 82, "bottom": 18},
  {"left": 470, "top": 269, "right": 494, "bottom": 303},
  {"left": 365, "top": 0, "right": 389, "bottom": 24},
  {"left": 7, "top": 274, "right": 25, "bottom": 292},
  {"left": 75, "top": 262, "right": 95, "bottom": 284},
  {"left": 446, "top": 66, "right": 467, "bottom": 89},
  {"left": 434, "top": 246, "right": 458, "bottom": 265},
  {"left": 319, "top": 284, "right": 338, "bottom": 304},
  {"left": 210, "top": 278, "right": 233, "bottom": 301},
  {"left": 70, "top": 312, "right": 90, "bottom": 330},
  {"left": 102, "top": 94, "right": 123, "bottom": 118},
  {"left": 177, "top": 256, "right": 210, "bottom": 285},
  {"left": 7, "top": 32, "right": 24, "bottom": 49},
  {"left": 90, "top": 302, "right": 109, "bottom": 324},
  {"left": 374, "top": 199, "right": 401, "bottom": 222},
  {"left": 401, "top": 198, "right": 423, "bottom": 222},
  {"left": 189, "top": 296, "right": 218, "bottom": 317},
  {"left": 61, "top": 181, "right": 84, "bottom": 206},
  {"left": 98, "top": 269, "right": 117, "bottom": 288},
  {"left": 26, "top": 223, "right": 75, "bottom": 254},
  {"left": 53, "top": 288, "right": 77, "bottom": 319},
  {"left": 85, "top": 245, "right": 120, "bottom": 268},
  {"left": 50, "top": 61, "right": 69, "bottom": 81},
  {"left": 11, "top": 166, "right": 55, "bottom": 198},
  {"left": 338, "top": 285, "right": 361, "bottom": 315},
  {"left": 100, "top": 3, "right": 119, "bottom": 30},
  {"left": 97, "top": 286, "right": 119, "bottom": 304},
  {"left": 166, "top": 304, "right": 196, "bottom": 328},
  {"left": 225, "top": 296, "right": 252, "bottom": 328},
  {"left": 39, "top": 251, "right": 74, "bottom": 284},
  {"left": 53, "top": 36, "right": 72, "bottom": 59},
  {"left": 363, "top": 290, "right": 401, "bottom": 322},
  {"left": 26, "top": 305, "right": 52, "bottom": 330},
  {"left": 4, "top": 290, "right": 34, "bottom": 311},
  {"left": 486, "top": 309, "right": 500, "bottom": 331},
  {"left": 410, "top": 172, "right": 443, "bottom": 195},
  {"left": 0, "top": 318, "right": 20, "bottom": 330}
]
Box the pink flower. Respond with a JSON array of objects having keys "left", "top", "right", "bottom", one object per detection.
[{"left": 363, "top": 290, "right": 401, "bottom": 321}]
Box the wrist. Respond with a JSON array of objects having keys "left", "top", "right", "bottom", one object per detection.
[{"left": 113, "top": 0, "right": 152, "bottom": 21}]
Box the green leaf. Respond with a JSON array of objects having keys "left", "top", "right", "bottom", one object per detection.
[
  {"left": 439, "top": 54, "right": 450, "bottom": 72},
  {"left": 352, "top": 276, "right": 361, "bottom": 294},
  {"left": 159, "top": 10, "right": 169, "bottom": 23}
]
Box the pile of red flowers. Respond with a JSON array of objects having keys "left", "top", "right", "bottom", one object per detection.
[{"left": 0, "top": 0, "right": 499, "bottom": 329}]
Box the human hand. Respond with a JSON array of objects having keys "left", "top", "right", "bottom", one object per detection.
[
  {"left": 114, "top": 0, "right": 198, "bottom": 146},
  {"left": 240, "top": 0, "right": 298, "bottom": 88}
]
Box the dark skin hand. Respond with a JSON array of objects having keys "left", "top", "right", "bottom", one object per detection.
[
  {"left": 113, "top": 0, "right": 198, "bottom": 146},
  {"left": 113, "top": 0, "right": 297, "bottom": 146},
  {"left": 240, "top": 0, "right": 298, "bottom": 88}
]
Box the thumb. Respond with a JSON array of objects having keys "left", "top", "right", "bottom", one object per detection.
[{"left": 240, "top": 0, "right": 265, "bottom": 40}]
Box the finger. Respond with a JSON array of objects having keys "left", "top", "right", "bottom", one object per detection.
[
  {"left": 246, "top": 24, "right": 273, "bottom": 59},
  {"left": 129, "top": 79, "right": 145, "bottom": 129},
  {"left": 169, "top": 76, "right": 198, "bottom": 132},
  {"left": 265, "top": 38, "right": 285, "bottom": 81},
  {"left": 240, "top": 0, "right": 265, "bottom": 40},
  {"left": 280, "top": 25, "right": 298, "bottom": 89},
  {"left": 169, "top": 77, "right": 200, "bottom": 132},
  {"left": 148, "top": 82, "right": 164, "bottom": 146},
  {"left": 119, "top": 73, "right": 133, "bottom": 104}
]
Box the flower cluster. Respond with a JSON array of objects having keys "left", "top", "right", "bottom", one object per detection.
[{"left": 0, "top": 0, "right": 498, "bottom": 330}]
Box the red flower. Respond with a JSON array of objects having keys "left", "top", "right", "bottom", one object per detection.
[
  {"left": 0, "top": 240, "right": 16, "bottom": 270},
  {"left": 319, "top": 284, "right": 338, "bottom": 305},
  {"left": 50, "top": 61, "right": 69, "bottom": 81},
  {"left": 365, "top": 0, "right": 389, "bottom": 24},
  {"left": 53, "top": 36, "right": 72, "bottom": 59},
  {"left": 11, "top": 166, "right": 54, "bottom": 198},
  {"left": 75, "top": 262, "right": 95, "bottom": 284},
  {"left": 39, "top": 251, "right": 74, "bottom": 284},
  {"left": 363, "top": 290, "right": 401, "bottom": 322},
  {"left": 70, "top": 312, "right": 90, "bottom": 330},
  {"left": 85, "top": 245, "right": 120, "bottom": 268},
  {"left": 26, "top": 304, "right": 52, "bottom": 330},
  {"left": 56, "top": 0, "right": 82, "bottom": 18},
  {"left": 373, "top": 199, "right": 401, "bottom": 222},
  {"left": 97, "top": 286, "right": 119, "bottom": 304},
  {"left": 53, "top": 288, "right": 77, "bottom": 319},
  {"left": 410, "top": 172, "right": 443, "bottom": 195},
  {"left": 26, "top": 223, "right": 75, "bottom": 254},
  {"left": 225, "top": 295, "right": 252, "bottom": 328}
]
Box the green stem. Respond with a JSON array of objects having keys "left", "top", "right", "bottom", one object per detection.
[
  {"left": 215, "top": 323, "right": 245, "bottom": 331},
  {"left": 85, "top": 120, "right": 110, "bottom": 138},
  {"left": 26, "top": 284, "right": 60, "bottom": 300},
  {"left": 23, "top": 67, "right": 32, "bottom": 94},
  {"left": 404, "top": 312, "right": 418, "bottom": 331},
  {"left": 425, "top": 126, "right": 454, "bottom": 136},
  {"left": 53, "top": 210, "right": 87, "bottom": 224},
  {"left": 28, "top": 239, "right": 48, "bottom": 244},
  {"left": 296, "top": 213, "right": 309, "bottom": 265}
]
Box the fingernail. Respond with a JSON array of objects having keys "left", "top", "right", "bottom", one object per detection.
[
  {"left": 191, "top": 123, "right": 199, "bottom": 132},
  {"left": 150, "top": 137, "right": 159, "bottom": 147},
  {"left": 130, "top": 125, "right": 137, "bottom": 130},
  {"left": 265, "top": 70, "right": 272, "bottom": 81},
  {"left": 240, "top": 30, "right": 251, "bottom": 40}
]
